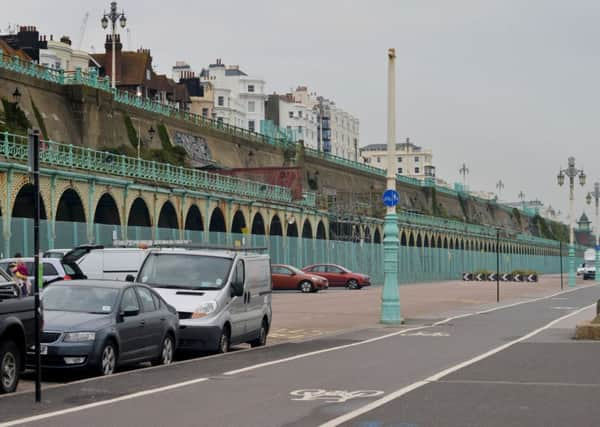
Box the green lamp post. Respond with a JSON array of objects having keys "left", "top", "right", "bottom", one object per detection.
[
  {"left": 557, "top": 157, "right": 586, "bottom": 287},
  {"left": 380, "top": 48, "right": 402, "bottom": 324}
]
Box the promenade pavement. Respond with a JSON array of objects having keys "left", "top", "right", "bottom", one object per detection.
[{"left": 269, "top": 274, "right": 590, "bottom": 343}]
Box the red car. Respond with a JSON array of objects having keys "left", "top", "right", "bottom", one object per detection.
[
  {"left": 301, "top": 264, "right": 371, "bottom": 289},
  {"left": 271, "top": 264, "right": 329, "bottom": 293}
]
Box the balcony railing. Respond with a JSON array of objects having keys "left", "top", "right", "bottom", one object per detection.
[{"left": 0, "top": 131, "right": 293, "bottom": 204}]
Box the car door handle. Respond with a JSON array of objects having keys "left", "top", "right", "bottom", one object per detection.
[{"left": 139, "top": 320, "right": 146, "bottom": 326}]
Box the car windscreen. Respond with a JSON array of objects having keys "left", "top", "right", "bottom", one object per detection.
[
  {"left": 42, "top": 285, "right": 119, "bottom": 314},
  {"left": 137, "top": 253, "right": 233, "bottom": 290}
]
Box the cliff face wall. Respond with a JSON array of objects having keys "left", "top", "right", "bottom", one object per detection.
[{"left": 0, "top": 69, "right": 567, "bottom": 239}]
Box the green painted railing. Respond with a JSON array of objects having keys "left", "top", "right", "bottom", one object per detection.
[
  {"left": 301, "top": 191, "right": 317, "bottom": 207},
  {"left": 304, "top": 146, "right": 386, "bottom": 176},
  {"left": 396, "top": 210, "right": 582, "bottom": 252},
  {"left": 0, "top": 131, "right": 293, "bottom": 203},
  {"left": 4, "top": 219, "right": 572, "bottom": 285}
]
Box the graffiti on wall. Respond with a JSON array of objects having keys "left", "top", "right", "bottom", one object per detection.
[{"left": 174, "top": 132, "right": 212, "bottom": 166}]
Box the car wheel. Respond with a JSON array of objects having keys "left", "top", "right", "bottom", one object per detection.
[
  {"left": 0, "top": 340, "right": 20, "bottom": 394},
  {"left": 217, "top": 326, "right": 230, "bottom": 354},
  {"left": 152, "top": 334, "right": 174, "bottom": 366},
  {"left": 347, "top": 279, "right": 361, "bottom": 290},
  {"left": 98, "top": 341, "right": 117, "bottom": 376},
  {"left": 250, "top": 319, "right": 268, "bottom": 348},
  {"left": 299, "top": 280, "right": 314, "bottom": 293}
]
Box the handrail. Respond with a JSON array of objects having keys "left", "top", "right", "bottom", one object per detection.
[{"left": 0, "top": 131, "right": 293, "bottom": 203}]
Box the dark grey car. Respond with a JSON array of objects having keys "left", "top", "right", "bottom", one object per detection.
[{"left": 28, "top": 280, "right": 178, "bottom": 376}]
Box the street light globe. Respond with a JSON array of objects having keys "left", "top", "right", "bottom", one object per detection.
[
  {"left": 119, "top": 15, "right": 127, "bottom": 28},
  {"left": 101, "top": 16, "right": 109, "bottom": 29},
  {"left": 579, "top": 171, "right": 587, "bottom": 186},
  {"left": 557, "top": 171, "right": 565, "bottom": 187}
]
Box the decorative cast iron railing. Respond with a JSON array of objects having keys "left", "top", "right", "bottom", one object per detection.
[{"left": 0, "top": 132, "right": 294, "bottom": 204}]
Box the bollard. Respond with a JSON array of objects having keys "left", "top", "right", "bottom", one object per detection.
[{"left": 597, "top": 299, "right": 600, "bottom": 317}]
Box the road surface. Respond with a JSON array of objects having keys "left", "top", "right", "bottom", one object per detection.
[{"left": 1, "top": 284, "right": 598, "bottom": 427}]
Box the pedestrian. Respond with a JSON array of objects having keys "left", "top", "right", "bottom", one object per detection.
[{"left": 9, "top": 261, "right": 30, "bottom": 296}]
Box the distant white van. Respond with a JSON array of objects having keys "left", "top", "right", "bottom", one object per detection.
[{"left": 64, "top": 247, "right": 148, "bottom": 281}]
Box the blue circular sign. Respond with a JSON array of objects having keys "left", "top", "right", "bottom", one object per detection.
[{"left": 382, "top": 189, "right": 400, "bottom": 207}]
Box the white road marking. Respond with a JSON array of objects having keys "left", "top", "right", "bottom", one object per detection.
[
  {"left": 2, "top": 284, "right": 594, "bottom": 426},
  {"left": 290, "top": 389, "right": 384, "bottom": 403},
  {"left": 0, "top": 378, "right": 209, "bottom": 427},
  {"left": 551, "top": 306, "right": 577, "bottom": 310},
  {"left": 319, "top": 303, "right": 596, "bottom": 427},
  {"left": 400, "top": 331, "right": 450, "bottom": 337},
  {"left": 225, "top": 285, "right": 591, "bottom": 376}
]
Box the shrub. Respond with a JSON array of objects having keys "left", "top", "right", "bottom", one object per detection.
[
  {"left": 31, "top": 100, "right": 48, "bottom": 140},
  {"left": 123, "top": 115, "right": 138, "bottom": 149}
]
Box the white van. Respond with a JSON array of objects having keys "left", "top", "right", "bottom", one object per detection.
[
  {"left": 64, "top": 247, "right": 148, "bottom": 281},
  {"left": 132, "top": 247, "right": 272, "bottom": 353}
]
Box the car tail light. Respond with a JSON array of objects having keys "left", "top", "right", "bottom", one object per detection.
[{"left": 63, "top": 275, "right": 72, "bottom": 280}]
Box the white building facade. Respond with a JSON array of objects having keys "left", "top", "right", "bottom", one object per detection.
[
  {"left": 200, "top": 59, "right": 266, "bottom": 131},
  {"left": 360, "top": 139, "right": 435, "bottom": 180},
  {"left": 265, "top": 94, "right": 319, "bottom": 149},
  {"left": 292, "top": 87, "right": 360, "bottom": 161},
  {"left": 39, "top": 36, "right": 96, "bottom": 72}
]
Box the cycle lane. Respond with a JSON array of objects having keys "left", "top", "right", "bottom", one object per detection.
[{"left": 4, "top": 284, "right": 598, "bottom": 427}]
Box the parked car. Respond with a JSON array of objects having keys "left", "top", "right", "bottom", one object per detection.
[
  {"left": 0, "top": 257, "right": 86, "bottom": 287},
  {"left": 64, "top": 246, "right": 148, "bottom": 281},
  {"left": 133, "top": 247, "right": 272, "bottom": 353},
  {"left": 43, "top": 249, "right": 72, "bottom": 259},
  {"left": 302, "top": 264, "right": 371, "bottom": 289},
  {"left": 31, "top": 280, "right": 178, "bottom": 375},
  {"left": 0, "top": 269, "right": 36, "bottom": 393},
  {"left": 271, "top": 264, "right": 328, "bottom": 293}
]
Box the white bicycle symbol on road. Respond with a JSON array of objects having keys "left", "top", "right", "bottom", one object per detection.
[{"left": 290, "top": 389, "right": 384, "bottom": 403}]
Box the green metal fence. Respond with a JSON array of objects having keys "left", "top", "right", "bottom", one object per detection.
[{"left": 2, "top": 218, "right": 572, "bottom": 285}]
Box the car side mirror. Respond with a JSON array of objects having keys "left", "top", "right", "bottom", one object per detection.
[
  {"left": 125, "top": 274, "right": 135, "bottom": 282},
  {"left": 230, "top": 279, "right": 244, "bottom": 297},
  {"left": 121, "top": 306, "right": 139, "bottom": 317}
]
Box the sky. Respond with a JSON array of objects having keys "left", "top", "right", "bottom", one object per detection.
[{"left": 3, "top": 0, "right": 600, "bottom": 225}]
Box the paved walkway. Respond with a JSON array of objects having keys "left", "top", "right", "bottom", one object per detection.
[{"left": 269, "top": 274, "right": 590, "bottom": 343}]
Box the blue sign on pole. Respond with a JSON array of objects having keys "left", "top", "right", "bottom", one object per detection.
[{"left": 382, "top": 189, "right": 400, "bottom": 207}]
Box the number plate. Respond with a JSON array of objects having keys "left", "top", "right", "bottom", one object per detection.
[{"left": 40, "top": 345, "right": 48, "bottom": 355}]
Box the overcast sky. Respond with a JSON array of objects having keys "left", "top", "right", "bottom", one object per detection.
[{"left": 4, "top": 0, "right": 599, "bottom": 224}]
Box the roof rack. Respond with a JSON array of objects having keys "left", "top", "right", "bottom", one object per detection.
[
  {"left": 151, "top": 243, "right": 269, "bottom": 253},
  {"left": 112, "top": 240, "right": 268, "bottom": 253},
  {"left": 112, "top": 240, "right": 192, "bottom": 248}
]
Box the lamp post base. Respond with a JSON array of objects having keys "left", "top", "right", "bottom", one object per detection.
[
  {"left": 568, "top": 244, "right": 576, "bottom": 288},
  {"left": 380, "top": 212, "right": 403, "bottom": 324}
]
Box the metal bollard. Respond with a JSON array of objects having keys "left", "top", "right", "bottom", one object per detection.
[{"left": 597, "top": 299, "right": 600, "bottom": 316}]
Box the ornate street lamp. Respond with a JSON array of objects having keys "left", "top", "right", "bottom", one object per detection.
[
  {"left": 148, "top": 126, "right": 156, "bottom": 141},
  {"left": 101, "top": 1, "right": 127, "bottom": 89},
  {"left": 557, "top": 156, "right": 586, "bottom": 287},
  {"left": 12, "top": 87, "right": 21, "bottom": 105},
  {"left": 586, "top": 182, "right": 600, "bottom": 283},
  {"left": 518, "top": 191, "right": 526, "bottom": 210},
  {"left": 459, "top": 163, "right": 469, "bottom": 191},
  {"left": 496, "top": 179, "right": 504, "bottom": 200}
]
